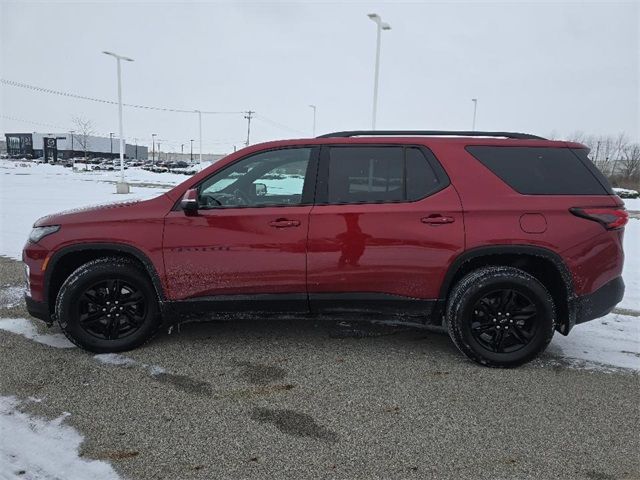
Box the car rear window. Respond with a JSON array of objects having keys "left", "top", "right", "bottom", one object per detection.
[{"left": 465, "top": 146, "right": 611, "bottom": 195}]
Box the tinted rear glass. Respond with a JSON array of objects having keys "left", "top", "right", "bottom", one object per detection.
[{"left": 466, "top": 146, "right": 609, "bottom": 195}]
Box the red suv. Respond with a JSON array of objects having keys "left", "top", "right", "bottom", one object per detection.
[{"left": 23, "top": 131, "right": 627, "bottom": 367}]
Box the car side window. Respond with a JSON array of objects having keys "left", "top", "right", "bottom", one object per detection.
[
  {"left": 326, "top": 146, "right": 443, "bottom": 204},
  {"left": 198, "top": 148, "right": 312, "bottom": 208}
]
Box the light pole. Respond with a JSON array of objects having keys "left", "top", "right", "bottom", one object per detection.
[
  {"left": 190, "top": 139, "right": 194, "bottom": 163},
  {"left": 109, "top": 132, "right": 114, "bottom": 156},
  {"left": 368, "top": 13, "right": 391, "bottom": 130},
  {"left": 309, "top": 104, "right": 317, "bottom": 136},
  {"left": 151, "top": 133, "right": 157, "bottom": 162},
  {"left": 69, "top": 130, "right": 75, "bottom": 156},
  {"left": 103, "top": 50, "right": 134, "bottom": 193},
  {"left": 471, "top": 98, "right": 478, "bottom": 131},
  {"left": 195, "top": 110, "right": 203, "bottom": 167}
]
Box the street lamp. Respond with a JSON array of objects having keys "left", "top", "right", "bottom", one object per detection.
[
  {"left": 103, "top": 50, "right": 134, "bottom": 193},
  {"left": 309, "top": 104, "right": 317, "bottom": 136},
  {"left": 152, "top": 133, "right": 157, "bottom": 162},
  {"left": 195, "top": 110, "right": 203, "bottom": 167},
  {"left": 471, "top": 98, "right": 478, "bottom": 131},
  {"left": 368, "top": 13, "right": 391, "bottom": 130},
  {"left": 190, "top": 139, "right": 194, "bottom": 163},
  {"left": 109, "top": 132, "right": 114, "bottom": 156}
]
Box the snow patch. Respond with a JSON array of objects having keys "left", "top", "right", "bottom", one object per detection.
[
  {"left": 93, "top": 353, "right": 167, "bottom": 377},
  {"left": 0, "top": 395, "right": 121, "bottom": 480},
  {"left": 0, "top": 318, "right": 75, "bottom": 349},
  {"left": 548, "top": 313, "right": 640, "bottom": 371},
  {"left": 93, "top": 353, "right": 137, "bottom": 367}
]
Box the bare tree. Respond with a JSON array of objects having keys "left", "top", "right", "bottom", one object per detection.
[
  {"left": 71, "top": 116, "right": 95, "bottom": 161},
  {"left": 619, "top": 143, "right": 640, "bottom": 181}
]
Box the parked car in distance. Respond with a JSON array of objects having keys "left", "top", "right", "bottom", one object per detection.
[
  {"left": 613, "top": 187, "right": 639, "bottom": 199},
  {"left": 23, "top": 130, "right": 627, "bottom": 367}
]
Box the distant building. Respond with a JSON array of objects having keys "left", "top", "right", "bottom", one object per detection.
[
  {"left": 4, "top": 132, "right": 148, "bottom": 161},
  {"left": 0, "top": 139, "right": 6, "bottom": 155}
]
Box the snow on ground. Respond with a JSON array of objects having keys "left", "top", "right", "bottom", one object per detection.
[
  {"left": 620, "top": 218, "right": 640, "bottom": 311},
  {"left": 622, "top": 197, "right": 640, "bottom": 212},
  {"left": 0, "top": 318, "right": 75, "bottom": 348},
  {"left": 547, "top": 313, "right": 640, "bottom": 371},
  {"left": 0, "top": 395, "right": 121, "bottom": 480}
]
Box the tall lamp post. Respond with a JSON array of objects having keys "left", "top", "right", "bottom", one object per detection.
[
  {"left": 190, "top": 139, "right": 194, "bottom": 163},
  {"left": 109, "top": 132, "right": 114, "bottom": 157},
  {"left": 103, "top": 50, "right": 134, "bottom": 193},
  {"left": 368, "top": 13, "right": 391, "bottom": 130},
  {"left": 308, "top": 104, "right": 317, "bottom": 136},
  {"left": 151, "top": 133, "right": 157, "bottom": 162},
  {"left": 471, "top": 98, "right": 478, "bottom": 131}
]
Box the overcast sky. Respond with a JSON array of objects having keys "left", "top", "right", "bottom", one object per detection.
[{"left": 1, "top": 0, "right": 638, "bottom": 154}]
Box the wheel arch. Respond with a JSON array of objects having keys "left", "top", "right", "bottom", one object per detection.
[
  {"left": 44, "top": 243, "right": 166, "bottom": 316},
  {"left": 440, "top": 245, "right": 576, "bottom": 335}
]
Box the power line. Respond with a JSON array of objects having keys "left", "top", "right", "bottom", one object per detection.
[
  {"left": 1, "top": 78, "right": 245, "bottom": 115},
  {"left": 254, "top": 113, "right": 306, "bottom": 135}
]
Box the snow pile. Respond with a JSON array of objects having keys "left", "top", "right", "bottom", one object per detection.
[
  {"left": 0, "top": 318, "right": 75, "bottom": 348},
  {"left": 0, "top": 396, "right": 121, "bottom": 480},
  {"left": 94, "top": 353, "right": 167, "bottom": 376},
  {"left": 548, "top": 313, "right": 640, "bottom": 371}
]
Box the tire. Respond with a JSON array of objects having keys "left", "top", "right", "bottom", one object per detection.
[
  {"left": 55, "top": 257, "right": 161, "bottom": 353},
  {"left": 446, "top": 266, "right": 555, "bottom": 368}
]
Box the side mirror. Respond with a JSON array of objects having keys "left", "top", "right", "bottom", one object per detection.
[
  {"left": 254, "top": 183, "right": 267, "bottom": 197},
  {"left": 180, "top": 188, "right": 199, "bottom": 216}
]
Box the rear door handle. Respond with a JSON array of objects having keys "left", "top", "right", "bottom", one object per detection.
[
  {"left": 421, "top": 215, "right": 455, "bottom": 225},
  {"left": 269, "top": 218, "right": 301, "bottom": 228}
]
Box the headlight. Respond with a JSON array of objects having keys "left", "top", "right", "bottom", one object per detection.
[{"left": 28, "top": 225, "right": 60, "bottom": 243}]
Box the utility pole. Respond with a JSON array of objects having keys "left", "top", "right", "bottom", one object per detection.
[
  {"left": 109, "top": 132, "right": 114, "bottom": 156},
  {"left": 181, "top": 144, "right": 184, "bottom": 157},
  {"left": 190, "top": 139, "right": 194, "bottom": 163},
  {"left": 158, "top": 142, "right": 161, "bottom": 161},
  {"left": 152, "top": 133, "right": 157, "bottom": 162},
  {"left": 244, "top": 110, "right": 255, "bottom": 147},
  {"left": 69, "top": 130, "right": 75, "bottom": 155},
  {"left": 133, "top": 138, "right": 138, "bottom": 159}
]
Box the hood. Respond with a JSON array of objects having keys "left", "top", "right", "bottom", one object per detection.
[{"left": 33, "top": 194, "right": 174, "bottom": 227}]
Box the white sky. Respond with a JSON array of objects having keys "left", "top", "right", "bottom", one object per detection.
[{"left": 1, "top": 0, "right": 639, "bottom": 154}]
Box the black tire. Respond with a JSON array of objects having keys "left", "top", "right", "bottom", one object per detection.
[
  {"left": 55, "top": 257, "right": 160, "bottom": 353},
  {"left": 446, "top": 266, "right": 555, "bottom": 368}
]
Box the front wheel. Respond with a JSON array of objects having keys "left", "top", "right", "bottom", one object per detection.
[
  {"left": 446, "top": 266, "right": 556, "bottom": 367},
  {"left": 55, "top": 257, "right": 160, "bottom": 353}
]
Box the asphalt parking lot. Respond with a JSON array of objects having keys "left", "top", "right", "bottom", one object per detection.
[{"left": 1, "top": 255, "right": 639, "bottom": 480}]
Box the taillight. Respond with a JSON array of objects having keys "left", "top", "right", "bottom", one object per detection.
[{"left": 570, "top": 207, "right": 628, "bottom": 230}]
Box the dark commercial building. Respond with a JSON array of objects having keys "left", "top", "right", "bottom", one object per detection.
[{"left": 4, "top": 132, "right": 148, "bottom": 161}]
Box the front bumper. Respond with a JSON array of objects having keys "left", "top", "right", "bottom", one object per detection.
[
  {"left": 573, "top": 276, "right": 625, "bottom": 326},
  {"left": 25, "top": 294, "right": 51, "bottom": 324}
]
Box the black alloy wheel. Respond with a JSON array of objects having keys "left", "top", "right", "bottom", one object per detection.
[
  {"left": 469, "top": 289, "right": 538, "bottom": 354},
  {"left": 77, "top": 279, "right": 147, "bottom": 340}
]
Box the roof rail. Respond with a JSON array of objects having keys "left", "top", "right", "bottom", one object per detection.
[{"left": 317, "top": 130, "right": 546, "bottom": 140}]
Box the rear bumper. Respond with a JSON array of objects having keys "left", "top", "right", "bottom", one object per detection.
[
  {"left": 573, "top": 276, "right": 624, "bottom": 326},
  {"left": 25, "top": 294, "right": 51, "bottom": 324}
]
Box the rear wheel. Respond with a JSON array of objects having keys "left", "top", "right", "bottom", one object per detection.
[
  {"left": 446, "top": 266, "right": 555, "bottom": 367},
  {"left": 55, "top": 257, "right": 160, "bottom": 353}
]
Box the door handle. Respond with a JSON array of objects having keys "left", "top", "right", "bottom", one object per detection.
[
  {"left": 269, "top": 218, "right": 301, "bottom": 228},
  {"left": 421, "top": 215, "right": 455, "bottom": 225}
]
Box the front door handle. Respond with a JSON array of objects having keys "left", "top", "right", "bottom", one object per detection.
[
  {"left": 269, "top": 218, "right": 301, "bottom": 228},
  {"left": 421, "top": 214, "right": 455, "bottom": 225}
]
